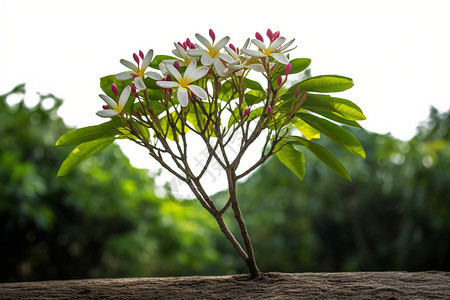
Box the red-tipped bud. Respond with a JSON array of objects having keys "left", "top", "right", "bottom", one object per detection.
[
  {"left": 166, "top": 75, "right": 171, "bottom": 81},
  {"left": 294, "top": 87, "right": 300, "bottom": 97},
  {"left": 133, "top": 53, "right": 140, "bottom": 65},
  {"left": 229, "top": 43, "right": 237, "bottom": 53},
  {"left": 266, "top": 29, "right": 273, "bottom": 41},
  {"left": 174, "top": 61, "right": 180, "bottom": 70},
  {"left": 139, "top": 50, "right": 144, "bottom": 60},
  {"left": 111, "top": 84, "right": 119, "bottom": 97},
  {"left": 178, "top": 41, "right": 187, "bottom": 51},
  {"left": 130, "top": 85, "right": 137, "bottom": 94},
  {"left": 277, "top": 76, "right": 283, "bottom": 88},
  {"left": 243, "top": 107, "right": 251, "bottom": 118},
  {"left": 266, "top": 105, "right": 273, "bottom": 115},
  {"left": 209, "top": 29, "right": 216, "bottom": 42},
  {"left": 255, "top": 32, "right": 264, "bottom": 42},
  {"left": 102, "top": 105, "right": 109, "bottom": 110},
  {"left": 186, "top": 38, "right": 195, "bottom": 49},
  {"left": 273, "top": 31, "right": 280, "bottom": 41},
  {"left": 134, "top": 92, "right": 139, "bottom": 98},
  {"left": 284, "top": 63, "right": 292, "bottom": 76}
]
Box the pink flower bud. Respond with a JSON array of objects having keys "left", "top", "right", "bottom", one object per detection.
[
  {"left": 273, "top": 31, "right": 280, "bottom": 41},
  {"left": 166, "top": 75, "right": 171, "bottom": 81},
  {"left": 266, "top": 105, "right": 273, "bottom": 115},
  {"left": 111, "top": 84, "right": 119, "bottom": 97},
  {"left": 294, "top": 87, "right": 300, "bottom": 97},
  {"left": 178, "top": 41, "right": 187, "bottom": 51},
  {"left": 209, "top": 29, "right": 216, "bottom": 42},
  {"left": 266, "top": 29, "right": 273, "bottom": 41},
  {"left": 284, "top": 63, "right": 292, "bottom": 76},
  {"left": 134, "top": 92, "right": 139, "bottom": 98},
  {"left": 255, "top": 32, "right": 264, "bottom": 42},
  {"left": 186, "top": 38, "right": 195, "bottom": 49},
  {"left": 133, "top": 53, "right": 140, "bottom": 65},
  {"left": 277, "top": 76, "right": 283, "bottom": 88},
  {"left": 229, "top": 43, "right": 236, "bottom": 53},
  {"left": 102, "top": 105, "right": 109, "bottom": 110},
  {"left": 130, "top": 85, "right": 137, "bottom": 94},
  {"left": 243, "top": 107, "right": 251, "bottom": 118},
  {"left": 174, "top": 61, "right": 180, "bottom": 70},
  {"left": 139, "top": 50, "right": 144, "bottom": 60}
]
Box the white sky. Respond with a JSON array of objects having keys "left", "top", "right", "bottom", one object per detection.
[{"left": 1, "top": 0, "right": 450, "bottom": 195}]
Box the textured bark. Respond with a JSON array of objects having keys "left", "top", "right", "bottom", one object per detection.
[{"left": 1, "top": 272, "right": 448, "bottom": 299}]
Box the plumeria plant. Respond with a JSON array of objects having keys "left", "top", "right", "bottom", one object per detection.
[{"left": 56, "top": 29, "right": 366, "bottom": 278}]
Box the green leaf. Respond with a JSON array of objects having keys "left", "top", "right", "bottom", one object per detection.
[
  {"left": 244, "top": 90, "right": 266, "bottom": 106},
  {"left": 287, "top": 136, "right": 351, "bottom": 180},
  {"left": 149, "top": 55, "right": 177, "bottom": 69},
  {"left": 218, "top": 80, "right": 237, "bottom": 101},
  {"left": 276, "top": 143, "right": 305, "bottom": 180},
  {"left": 56, "top": 119, "right": 123, "bottom": 146},
  {"left": 57, "top": 138, "right": 115, "bottom": 176},
  {"left": 100, "top": 75, "right": 132, "bottom": 99},
  {"left": 310, "top": 110, "right": 362, "bottom": 128},
  {"left": 294, "top": 119, "right": 321, "bottom": 140},
  {"left": 159, "top": 111, "right": 189, "bottom": 141},
  {"left": 302, "top": 93, "right": 366, "bottom": 121},
  {"left": 289, "top": 58, "right": 312, "bottom": 74},
  {"left": 290, "top": 75, "right": 354, "bottom": 93},
  {"left": 298, "top": 112, "right": 366, "bottom": 158},
  {"left": 244, "top": 78, "right": 265, "bottom": 92}
]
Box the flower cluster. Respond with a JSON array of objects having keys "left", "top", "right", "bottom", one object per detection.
[{"left": 96, "top": 29, "right": 296, "bottom": 115}]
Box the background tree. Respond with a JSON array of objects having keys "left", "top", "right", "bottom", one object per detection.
[{"left": 1, "top": 85, "right": 448, "bottom": 282}]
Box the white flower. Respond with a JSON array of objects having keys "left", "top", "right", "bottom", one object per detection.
[
  {"left": 156, "top": 60, "right": 209, "bottom": 107},
  {"left": 171, "top": 41, "right": 194, "bottom": 67},
  {"left": 115, "top": 49, "right": 161, "bottom": 90},
  {"left": 187, "top": 31, "right": 233, "bottom": 77},
  {"left": 96, "top": 86, "right": 131, "bottom": 118},
  {"left": 241, "top": 36, "right": 295, "bottom": 65}
]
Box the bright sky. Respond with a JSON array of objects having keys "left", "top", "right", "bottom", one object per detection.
[{"left": 1, "top": 0, "right": 450, "bottom": 195}]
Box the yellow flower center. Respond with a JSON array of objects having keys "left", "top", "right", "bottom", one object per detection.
[{"left": 207, "top": 46, "right": 220, "bottom": 58}]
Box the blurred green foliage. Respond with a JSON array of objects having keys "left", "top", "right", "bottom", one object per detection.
[
  {"left": 1, "top": 85, "right": 449, "bottom": 282},
  {"left": 0, "top": 85, "right": 222, "bottom": 282}
]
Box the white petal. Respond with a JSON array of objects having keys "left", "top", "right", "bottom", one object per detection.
[
  {"left": 270, "top": 53, "right": 289, "bottom": 64},
  {"left": 118, "top": 86, "right": 131, "bottom": 109},
  {"left": 134, "top": 77, "right": 146, "bottom": 90},
  {"left": 195, "top": 33, "right": 212, "bottom": 49},
  {"left": 224, "top": 45, "right": 238, "bottom": 59},
  {"left": 201, "top": 54, "right": 213, "bottom": 66},
  {"left": 177, "top": 87, "right": 189, "bottom": 107},
  {"left": 165, "top": 64, "right": 183, "bottom": 82},
  {"left": 247, "top": 63, "right": 265, "bottom": 73},
  {"left": 243, "top": 38, "right": 250, "bottom": 49},
  {"left": 213, "top": 36, "right": 230, "bottom": 51},
  {"left": 99, "top": 94, "right": 117, "bottom": 108},
  {"left": 188, "top": 85, "right": 207, "bottom": 100},
  {"left": 115, "top": 71, "right": 133, "bottom": 81},
  {"left": 241, "top": 49, "right": 266, "bottom": 58},
  {"left": 184, "top": 59, "right": 197, "bottom": 78},
  {"left": 96, "top": 109, "right": 119, "bottom": 118},
  {"left": 174, "top": 43, "right": 190, "bottom": 60},
  {"left": 269, "top": 37, "right": 286, "bottom": 50},
  {"left": 218, "top": 52, "right": 233, "bottom": 62},
  {"left": 187, "top": 48, "right": 205, "bottom": 57},
  {"left": 120, "top": 59, "right": 137, "bottom": 71},
  {"left": 145, "top": 71, "right": 163, "bottom": 80},
  {"left": 187, "top": 66, "right": 209, "bottom": 82},
  {"left": 142, "top": 49, "right": 154, "bottom": 69},
  {"left": 213, "top": 59, "right": 227, "bottom": 77},
  {"left": 172, "top": 48, "right": 182, "bottom": 58},
  {"left": 279, "top": 38, "right": 295, "bottom": 51},
  {"left": 251, "top": 39, "right": 267, "bottom": 50},
  {"left": 156, "top": 81, "right": 180, "bottom": 88}
]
